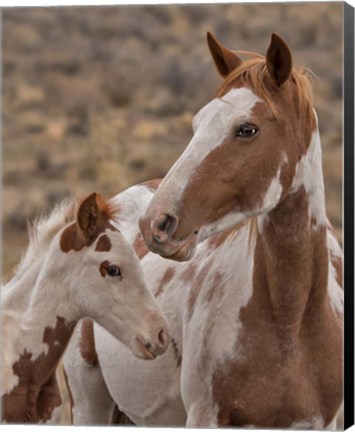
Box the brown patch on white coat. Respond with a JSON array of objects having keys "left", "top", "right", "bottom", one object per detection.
[
  {"left": 79, "top": 319, "right": 99, "bottom": 367},
  {"left": 133, "top": 233, "right": 149, "bottom": 260},
  {"left": 2, "top": 317, "right": 75, "bottom": 423},
  {"left": 154, "top": 267, "right": 176, "bottom": 298},
  {"left": 95, "top": 234, "right": 112, "bottom": 252}
]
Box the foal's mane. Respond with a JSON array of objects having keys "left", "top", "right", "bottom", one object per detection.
[
  {"left": 217, "top": 51, "right": 314, "bottom": 121},
  {"left": 97, "top": 193, "right": 122, "bottom": 224},
  {"left": 14, "top": 199, "right": 77, "bottom": 277}
]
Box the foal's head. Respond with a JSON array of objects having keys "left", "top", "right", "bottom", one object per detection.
[
  {"left": 140, "top": 33, "right": 319, "bottom": 260},
  {"left": 45, "top": 193, "right": 170, "bottom": 359}
]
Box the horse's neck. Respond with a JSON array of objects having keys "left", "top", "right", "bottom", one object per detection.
[{"left": 256, "top": 129, "right": 328, "bottom": 333}]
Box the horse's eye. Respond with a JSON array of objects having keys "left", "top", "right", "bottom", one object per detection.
[
  {"left": 235, "top": 124, "right": 258, "bottom": 138},
  {"left": 107, "top": 265, "right": 122, "bottom": 277}
]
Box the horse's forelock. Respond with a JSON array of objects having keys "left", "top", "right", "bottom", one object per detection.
[{"left": 217, "top": 55, "right": 314, "bottom": 123}]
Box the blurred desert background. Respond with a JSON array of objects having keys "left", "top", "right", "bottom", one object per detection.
[
  {"left": 2, "top": 3, "right": 343, "bottom": 280},
  {"left": 2, "top": 2, "right": 343, "bottom": 277},
  {"left": 1, "top": 3, "right": 343, "bottom": 425}
]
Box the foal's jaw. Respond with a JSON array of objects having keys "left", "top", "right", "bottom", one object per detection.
[{"left": 95, "top": 297, "right": 171, "bottom": 360}]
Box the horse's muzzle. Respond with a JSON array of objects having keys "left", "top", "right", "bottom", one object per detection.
[{"left": 140, "top": 214, "right": 198, "bottom": 262}]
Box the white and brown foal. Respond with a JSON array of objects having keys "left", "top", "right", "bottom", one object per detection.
[
  {"left": 1, "top": 192, "right": 169, "bottom": 423},
  {"left": 64, "top": 33, "right": 343, "bottom": 429}
]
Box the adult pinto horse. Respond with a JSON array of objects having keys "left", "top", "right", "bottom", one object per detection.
[
  {"left": 65, "top": 33, "right": 343, "bottom": 429},
  {"left": 140, "top": 32, "right": 343, "bottom": 428}
]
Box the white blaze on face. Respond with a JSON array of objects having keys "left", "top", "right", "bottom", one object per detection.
[{"left": 157, "top": 87, "right": 261, "bottom": 204}]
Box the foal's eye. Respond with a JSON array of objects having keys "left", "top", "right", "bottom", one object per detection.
[
  {"left": 235, "top": 124, "right": 258, "bottom": 138},
  {"left": 107, "top": 265, "right": 122, "bottom": 277}
]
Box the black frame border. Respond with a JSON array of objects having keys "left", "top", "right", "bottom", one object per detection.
[{"left": 344, "top": 2, "right": 354, "bottom": 430}]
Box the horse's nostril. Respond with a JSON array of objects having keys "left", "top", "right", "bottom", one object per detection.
[
  {"left": 158, "top": 329, "right": 166, "bottom": 346},
  {"left": 158, "top": 215, "right": 172, "bottom": 232},
  {"left": 155, "top": 214, "right": 178, "bottom": 236},
  {"left": 153, "top": 233, "right": 163, "bottom": 244}
]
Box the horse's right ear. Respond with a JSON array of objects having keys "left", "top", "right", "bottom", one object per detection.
[
  {"left": 266, "top": 33, "right": 292, "bottom": 87},
  {"left": 207, "top": 32, "right": 242, "bottom": 77},
  {"left": 77, "top": 193, "right": 100, "bottom": 239}
]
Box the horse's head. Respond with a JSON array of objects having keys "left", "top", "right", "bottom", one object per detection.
[
  {"left": 140, "top": 32, "right": 317, "bottom": 261},
  {"left": 48, "top": 193, "right": 170, "bottom": 360}
]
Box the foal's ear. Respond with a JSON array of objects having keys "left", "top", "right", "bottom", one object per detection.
[
  {"left": 266, "top": 33, "right": 292, "bottom": 87},
  {"left": 207, "top": 31, "right": 242, "bottom": 77},
  {"left": 77, "top": 193, "right": 101, "bottom": 239}
]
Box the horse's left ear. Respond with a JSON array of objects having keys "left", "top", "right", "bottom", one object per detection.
[
  {"left": 266, "top": 33, "right": 292, "bottom": 87},
  {"left": 207, "top": 31, "right": 242, "bottom": 77},
  {"left": 77, "top": 193, "right": 101, "bottom": 239}
]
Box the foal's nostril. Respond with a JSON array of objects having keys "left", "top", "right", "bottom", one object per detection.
[
  {"left": 144, "top": 341, "right": 152, "bottom": 350},
  {"left": 156, "top": 327, "right": 170, "bottom": 350}
]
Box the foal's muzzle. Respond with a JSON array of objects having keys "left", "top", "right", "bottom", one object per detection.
[{"left": 134, "top": 325, "right": 171, "bottom": 359}]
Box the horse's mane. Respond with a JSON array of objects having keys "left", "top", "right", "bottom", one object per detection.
[
  {"left": 217, "top": 51, "right": 314, "bottom": 122},
  {"left": 207, "top": 216, "right": 258, "bottom": 254},
  {"left": 14, "top": 198, "right": 77, "bottom": 277}
]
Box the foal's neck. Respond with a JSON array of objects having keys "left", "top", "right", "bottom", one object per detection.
[
  {"left": 257, "top": 130, "right": 328, "bottom": 333},
  {"left": 2, "top": 261, "right": 43, "bottom": 311},
  {"left": 2, "top": 265, "right": 76, "bottom": 389}
]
